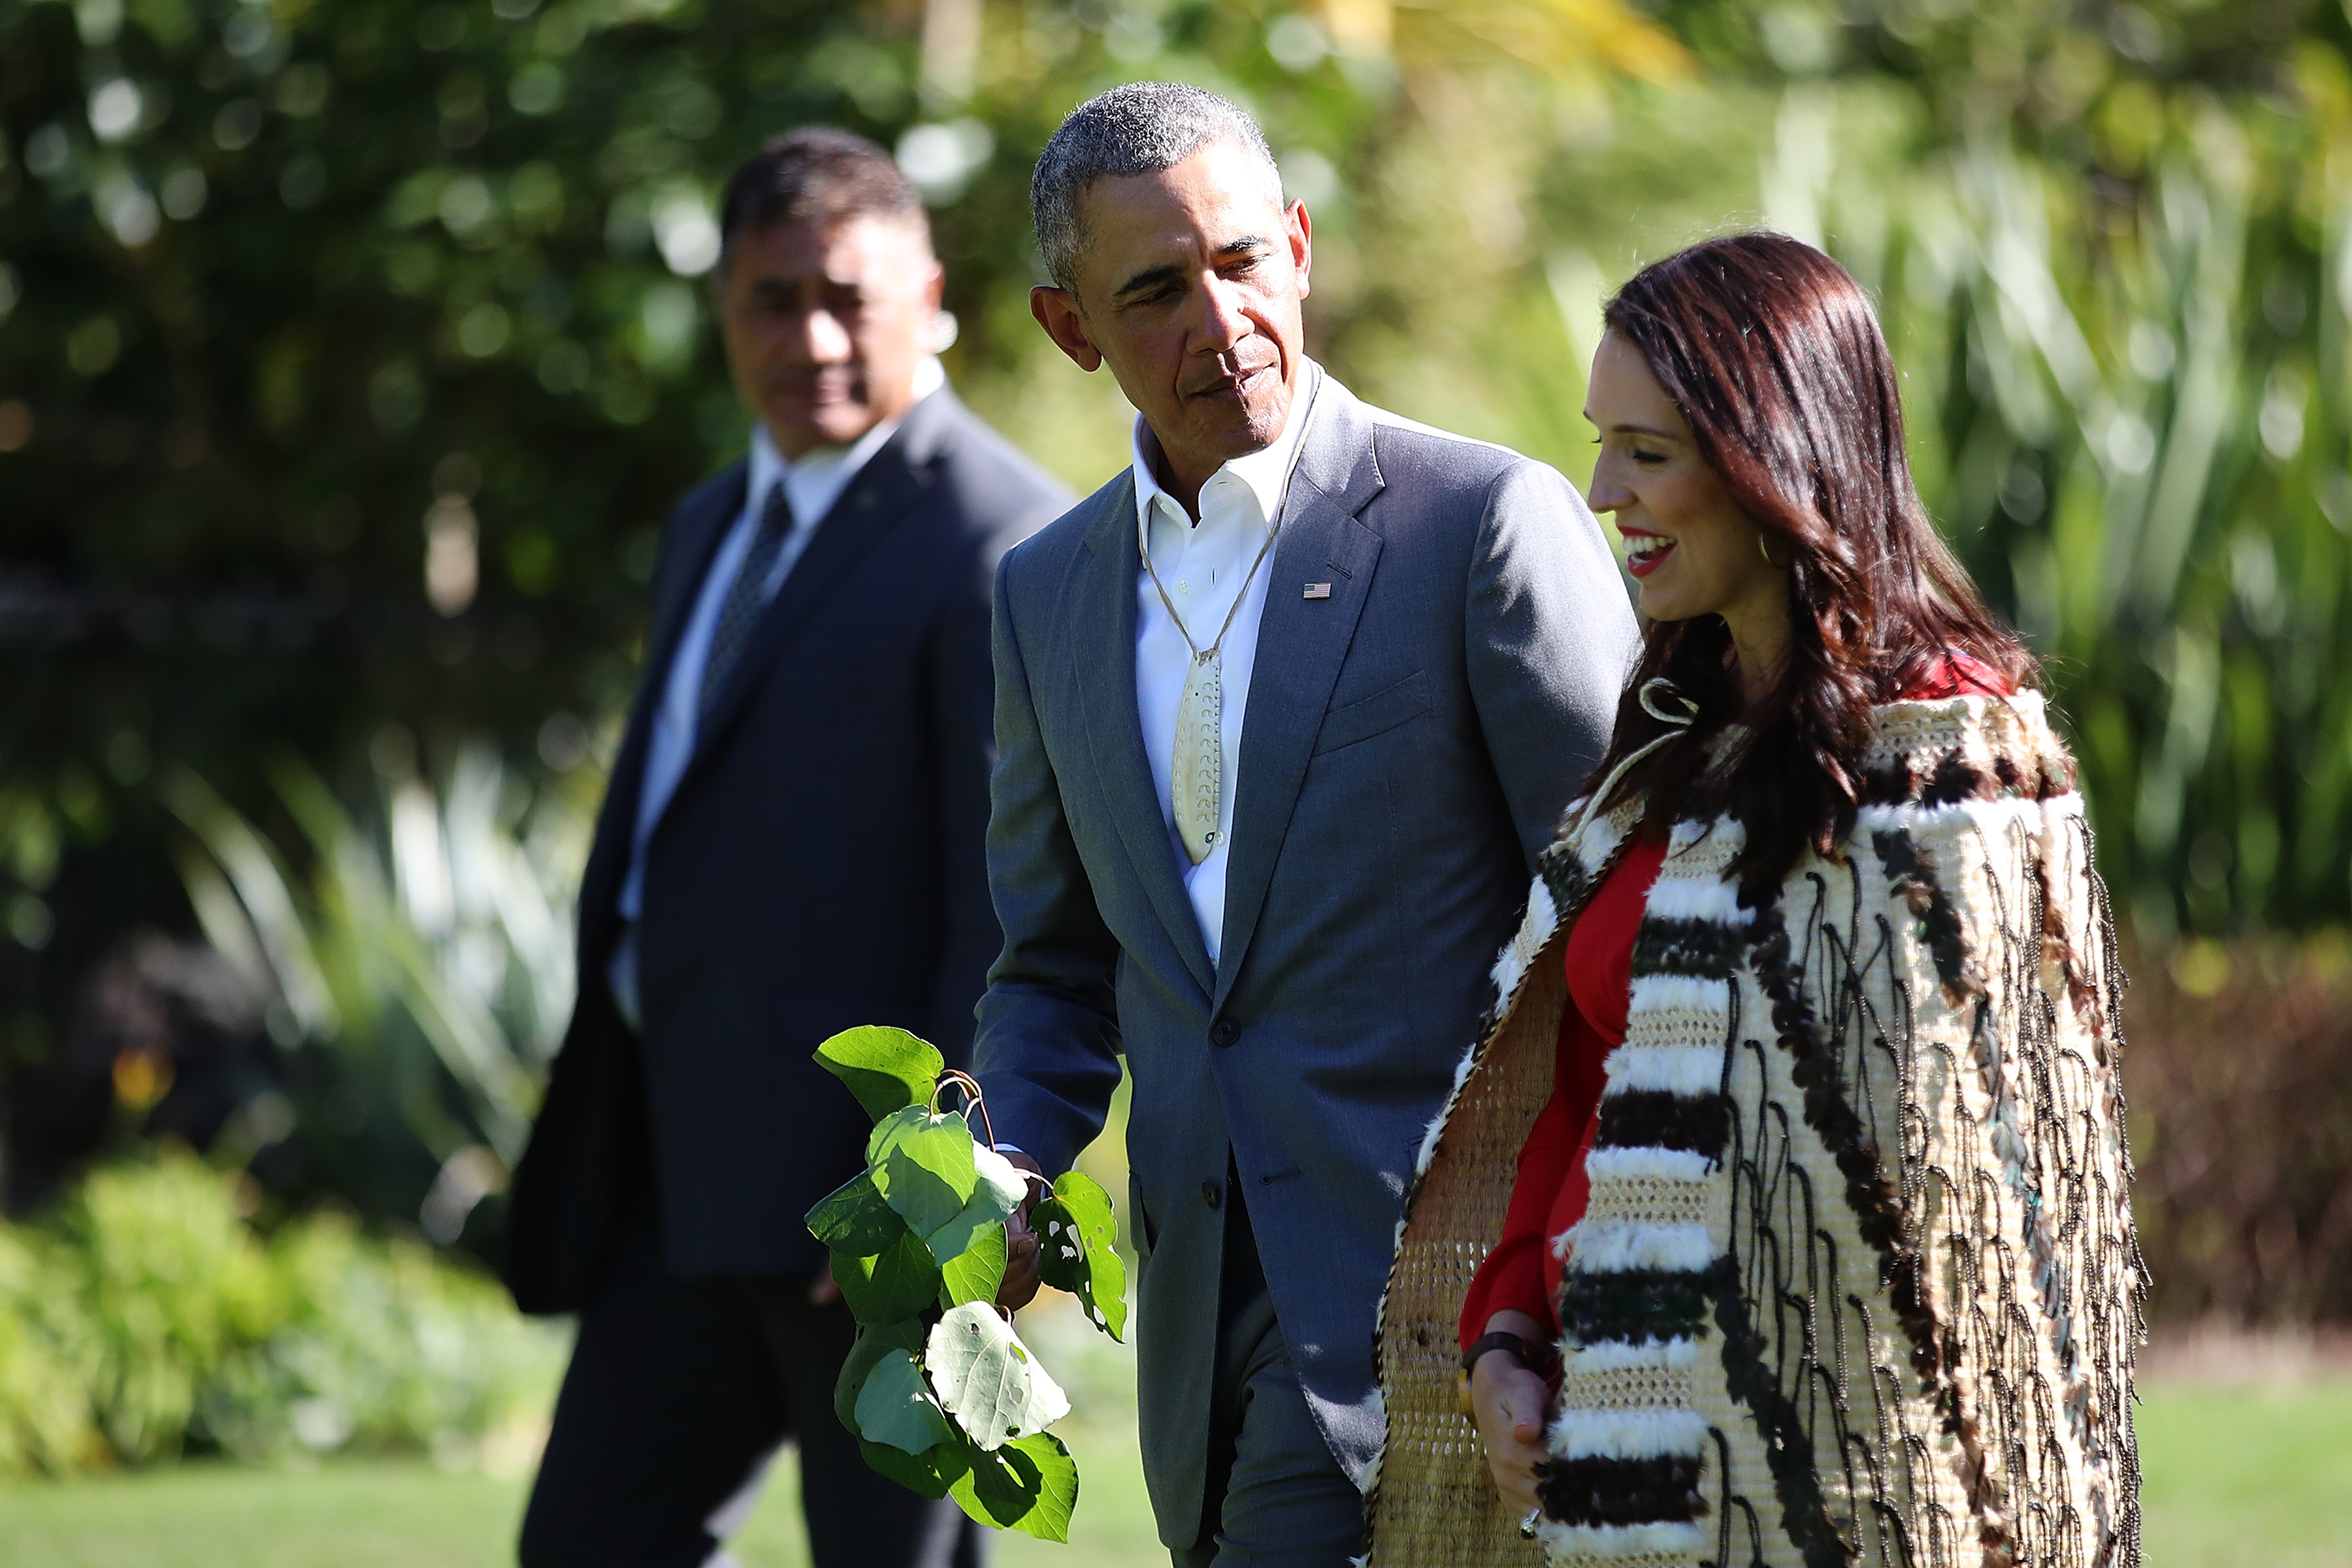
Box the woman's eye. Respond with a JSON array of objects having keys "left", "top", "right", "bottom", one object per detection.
[{"left": 1631, "top": 448, "right": 1666, "bottom": 465}]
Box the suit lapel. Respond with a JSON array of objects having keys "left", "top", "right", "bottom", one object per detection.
[
  {"left": 1213, "top": 385, "right": 1387, "bottom": 1009},
  {"left": 1071, "top": 476, "right": 1218, "bottom": 1000},
  {"left": 682, "top": 425, "right": 930, "bottom": 777}
]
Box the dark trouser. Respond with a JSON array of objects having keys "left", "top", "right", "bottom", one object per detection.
[
  {"left": 1172, "top": 1179, "right": 1368, "bottom": 1568},
  {"left": 518, "top": 1218, "right": 985, "bottom": 1568}
]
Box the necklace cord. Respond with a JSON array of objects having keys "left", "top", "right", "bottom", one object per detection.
[{"left": 1138, "top": 368, "right": 1323, "bottom": 661}]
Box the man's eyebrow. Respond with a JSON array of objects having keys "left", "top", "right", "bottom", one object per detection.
[
  {"left": 1111, "top": 262, "right": 1184, "bottom": 301},
  {"left": 1110, "top": 235, "right": 1275, "bottom": 302}
]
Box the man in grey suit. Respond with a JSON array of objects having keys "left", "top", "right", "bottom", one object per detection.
[{"left": 974, "top": 85, "right": 1640, "bottom": 1565}]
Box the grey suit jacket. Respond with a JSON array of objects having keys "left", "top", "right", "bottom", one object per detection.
[{"left": 972, "top": 374, "right": 1639, "bottom": 1538}]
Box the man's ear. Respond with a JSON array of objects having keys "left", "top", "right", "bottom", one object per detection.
[
  {"left": 1030, "top": 286, "right": 1103, "bottom": 373},
  {"left": 1287, "top": 199, "right": 1313, "bottom": 304}
]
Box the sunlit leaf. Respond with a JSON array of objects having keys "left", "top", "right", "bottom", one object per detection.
[
  {"left": 921, "top": 1142, "right": 1026, "bottom": 1266},
  {"left": 867, "top": 1106, "right": 978, "bottom": 1240},
  {"left": 1034, "top": 1169, "right": 1126, "bottom": 1341},
  {"left": 937, "top": 1220, "right": 1007, "bottom": 1308},
  {"left": 947, "top": 1429, "right": 1076, "bottom": 1542},
  {"left": 815, "top": 1026, "right": 944, "bottom": 1122},
  {"left": 924, "top": 1301, "right": 1068, "bottom": 1450}
]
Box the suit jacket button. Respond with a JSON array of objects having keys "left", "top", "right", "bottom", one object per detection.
[
  {"left": 1209, "top": 1019, "right": 1241, "bottom": 1047},
  {"left": 1201, "top": 1179, "right": 1222, "bottom": 1210}
]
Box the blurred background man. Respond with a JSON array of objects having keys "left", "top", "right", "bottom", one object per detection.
[{"left": 503, "top": 127, "right": 1067, "bottom": 1568}]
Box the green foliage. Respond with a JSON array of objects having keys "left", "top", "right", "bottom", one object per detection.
[
  {"left": 866, "top": 1105, "right": 981, "bottom": 1242},
  {"left": 938, "top": 1220, "right": 1009, "bottom": 1309},
  {"left": 831, "top": 1231, "right": 943, "bottom": 1326},
  {"left": 926, "top": 1303, "right": 1070, "bottom": 1450},
  {"left": 1033, "top": 1171, "right": 1124, "bottom": 1343},
  {"left": 815, "top": 1026, "right": 944, "bottom": 1123},
  {"left": 0, "top": 1148, "right": 566, "bottom": 1477},
  {"left": 161, "top": 744, "right": 587, "bottom": 1245},
  {"left": 952, "top": 1431, "right": 1079, "bottom": 1544},
  {"left": 805, "top": 1170, "right": 907, "bottom": 1258},
  {"left": 807, "top": 1034, "right": 1120, "bottom": 1541},
  {"left": 852, "top": 1349, "right": 956, "bottom": 1456}
]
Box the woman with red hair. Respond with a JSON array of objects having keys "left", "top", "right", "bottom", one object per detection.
[{"left": 1367, "top": 234, "right": 2145, "bottom": 1568}]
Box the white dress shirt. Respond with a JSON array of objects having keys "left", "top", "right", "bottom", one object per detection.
[
  {"left": 1133, "top": 364, "right": 1319, "bottom": 965},
  {"left": 608, "top": 358, "right": 946, "bottom": 1027}
]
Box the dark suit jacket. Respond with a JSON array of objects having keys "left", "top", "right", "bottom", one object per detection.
[
  {"left": 972, "top": 374, "right": 1639, "bottom": 1537},
  {"left": 506, "top": 388, "right": 1068, "bottom": 1310}
]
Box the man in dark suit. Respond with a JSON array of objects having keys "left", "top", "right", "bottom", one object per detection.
[
  {"left": 976, "top": 86, "right": 1639, "bottom": 1565},
  {"left": 505, "top": 127, "right": 1068, "bottom": 1568}
]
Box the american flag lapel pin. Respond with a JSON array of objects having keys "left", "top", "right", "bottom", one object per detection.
[{"left": 1303, "top": 582, "right": 1333, "bottom": 600}]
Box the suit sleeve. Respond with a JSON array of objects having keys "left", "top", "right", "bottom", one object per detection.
[
  {"left": 1465, "top": 460, "right": 1641, "bottom": 869},
  {"left": 968, "top": 550, "right": 1126, "bottom": 1177}
]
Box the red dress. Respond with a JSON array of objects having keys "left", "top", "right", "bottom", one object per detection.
[{"left": 1458, "top": 654, "right": 2008, "bottom": 1347}]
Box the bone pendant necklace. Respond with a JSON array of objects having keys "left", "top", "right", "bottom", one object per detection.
[{"left": 1142, "top": 375, "right": 1320, "bottom": 866}]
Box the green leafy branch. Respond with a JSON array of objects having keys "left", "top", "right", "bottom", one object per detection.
[{"left": 802, "top": 1027, "right": 1125, "bottom": 1543}]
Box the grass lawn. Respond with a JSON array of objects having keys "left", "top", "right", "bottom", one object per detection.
[{"left": 1, "top": 1378, "right": 2344, "bottom": 1568}]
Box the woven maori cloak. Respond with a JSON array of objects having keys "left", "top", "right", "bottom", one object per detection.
[{"left": 1367, "top": 693, "right": 2146, "bottom": 1568}]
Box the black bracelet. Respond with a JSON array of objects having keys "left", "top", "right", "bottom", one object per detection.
[{"left": 1461, "top": 1330, "right": 1560, "bottom": 1380}]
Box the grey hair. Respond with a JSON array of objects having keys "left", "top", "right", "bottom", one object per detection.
[{"left": 1031, "top": 82, "right": 1283, "bottom": 295}]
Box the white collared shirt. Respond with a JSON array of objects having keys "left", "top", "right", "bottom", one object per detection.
[
  {"left": 608, "top": 358, "right": 945, "bottom": 1026},
  {"left": 1133, "top": 363, "right": 1318, "bottom": 964}
]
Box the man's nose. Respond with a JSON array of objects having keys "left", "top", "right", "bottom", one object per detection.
[
  {"left": 797, "top": 306, "right": 853, "bottom": 365},
  {"left": 1194, "top": 274, "right": 1250, "bottom": 352}
]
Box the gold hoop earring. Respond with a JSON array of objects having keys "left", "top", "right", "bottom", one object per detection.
[{"left": 1757, "top": 533, "right": 1782, "bottom": 570}]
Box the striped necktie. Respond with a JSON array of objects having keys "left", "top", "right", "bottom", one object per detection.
[{"left": 699, "top": 481, "right": 795, "bottom": 720}]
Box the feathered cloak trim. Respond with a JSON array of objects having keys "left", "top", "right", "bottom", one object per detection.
[{"left": 1365, "top": 693, "right": 2146, "bottom": 1568}]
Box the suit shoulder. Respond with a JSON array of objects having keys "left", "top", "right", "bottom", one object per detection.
[
  {"left": 929, "top": 400, "right": 1075, "bottom": 534},
  {"left": 672, "top": 457, "right": 749, "bottom": 524},
  {"left": 1362, "top": 406, "right": 1537, "bottom": 497},
  {"left": 1000, "top": 469, "right": 1123, "bottom": 583}
]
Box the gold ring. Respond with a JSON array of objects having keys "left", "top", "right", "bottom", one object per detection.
[{"left": 1519, "top": 1508, "right": 1541, "bottom": 1540}]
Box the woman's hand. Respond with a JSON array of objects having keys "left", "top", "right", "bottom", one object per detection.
[{"left": 1467, "top": 1311, "right": 1554, "bottom": 1521}]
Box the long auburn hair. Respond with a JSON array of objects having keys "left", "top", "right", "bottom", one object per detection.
[{"left": 1584, "top": 233, "right": 2036, "bottom": 896}]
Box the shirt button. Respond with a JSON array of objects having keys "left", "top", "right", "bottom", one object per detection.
[
  {"left": 1209, "top": 1019, "right": 1241, "bottom": 1048},
  {"left": 1201, "top": 1179, "right": 1222, "bottom": 1211},
  {"left": 1177, "top": 578, "right": 1190, "bottom": 594}
]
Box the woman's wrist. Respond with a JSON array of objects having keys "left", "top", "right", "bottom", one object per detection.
[{"left": 1462, "top": 1330, "right": 1560, "bottom": 1380}]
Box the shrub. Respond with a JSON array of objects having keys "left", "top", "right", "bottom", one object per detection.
[
  {"left": 2127, "top": 935, "right": 2352, "bottom": 1325},
  {"left": 0, "top": 1149, "right": 565, "bottom": 1476}
]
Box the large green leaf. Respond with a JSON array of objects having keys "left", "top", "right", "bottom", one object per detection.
[
  {"left": 832, "top": 1232, "right": 943, "bottom": 1326},
  {"left": 834, "top": 1318, "right": 927, "bottom": 1433},
  {"left": 858, "top": 1433, "right": 972, "bottom": 1501},
  {"left": 937, "top": 1221, "right": 1008, "bottom": 1308},
  {"left": 854, "top": 1350, "right": 957, "bottom": 1454},
  {"left": 921, "top": 1143, "right": 1028, "bottom": 1265},
  {"left": 924, "top": 1302, "right": 1069, "bottom": 1450},
  {"left": 815, "top": 1027, "right": 945, "bottom": 1122},
  {"left": 867, "top": 1107, "right": 979, "bottom": 1241},
  {"left": 948, "top": 1430, "right": 1078, "bottom": 1542},
  {"left": 1034, "top": 1169, "right": 1128, "bottom": 1341},
  {"left": 805, "top": 1170, "right": 908, "bottom": 1258}
]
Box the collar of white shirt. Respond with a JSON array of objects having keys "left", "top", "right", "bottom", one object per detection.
[
  {"left": 745, "top": 354, "right": 947, "bottom": 529},
  {"left": 1130, "top": 361, "right": 1319, "bottom": 547}
]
